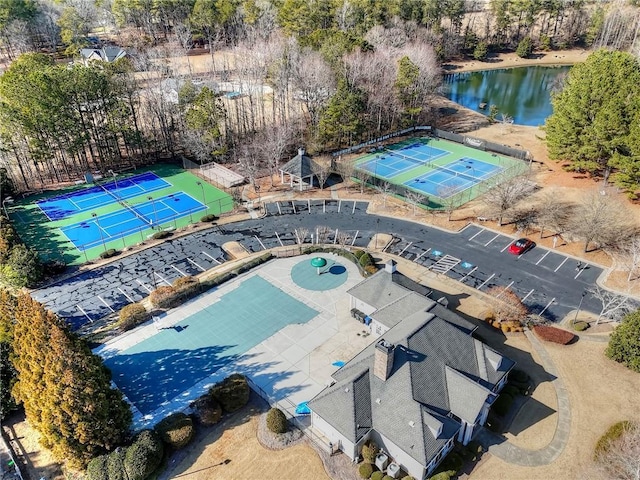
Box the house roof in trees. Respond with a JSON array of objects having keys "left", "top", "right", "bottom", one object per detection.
[
  {"left": 280, "top": 148, "right": 320, "bottom": 179},
  {"left": 80, "top": 46, "right": 127, "bottom": 64}
]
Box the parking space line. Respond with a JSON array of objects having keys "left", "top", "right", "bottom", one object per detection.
[
  {"left": 323, "top": 200, "right": 326, "bottom": 213},
  {"left": 276, "top": 202, "right": 282, "bottom": 215},
  {"left": 254, "top": 235, "right": 267, "bottom": 250},
  {"left": 501, "top": 242, "right": 512, "bottom": 252},
  {"left": 484, "top": 234, "right": 500, "bottom": 247},
  {"left": 554, "top": 257, "right": 568, "bottom": 272},
  {"left": 136, "top": 279, "right": 152, "bottom": 293},
  {"left": 461, "top": 266, "right": 477, "bottom": 282},
  {"left": 154, "top": 271, "right": 172, "bottom": 286},
  {"left": 477, "top": 273, "right": 495, "bottom": 290},
  {"left": 536, "top": 251, "right": 550, "bottom": 265},
  {"left": 338, "top": 200, "right": 341, "bottom": 213},
  {"left": 97, "top": 295, "right": 115, "bottom": 312},
  {"left": 574, "top": 266, "right": 587, "bottom": 280},
  {"left": 308, "top": 199, "right": 311, "bottom": 213},
  {"left": 540, "top": 298, "right": 555, "bottom": 316},
  {"left": 291, "top": 202, "right": 297, "bottom": 214},
  {"left": 415, "top": 248, "right": 431, "bottom": 261},
  {"left": 334, "top": 229, "right": 338, "bottom": 244},
  {"left": 118, "top": 287, "right": 135, "bottom": 303},
  {"left": 186, "top": 257, "right": 206, "bottom": 271},
  {"left": 522, "top": 289, "right": 535, "bottom": 302},
  {"left": 496, "top": 281, "right": 515, "bottom": 298},
  {"left": 352, "top": 202, "right": 357, "bottom": 214},
  {"left": 351, "top": 231, "right": 359, "bottom": 246},
  {"left": 171, "top": 264, "right": 187, "bottom": 276},
  {"left": 275, "top": 231, "right": 284, "bottom": 246},
  {"left": 469, "top": 228, "right": 485, "bottom": 241},
  {"left": 77, "top": 305, "right": 93, "bottom": 323},
  {"left": 201, "top": 251, "right": 221, "bottom": 264},
  {"left": 399, "top": 242, "right": 412, "bottom": 256}
]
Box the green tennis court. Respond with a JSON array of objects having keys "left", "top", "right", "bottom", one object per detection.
[
  {"left": 103, "top": 275, "right": 319, "bottom": 415},
  {"left": 8, "top": 164, "right": 234, "bottom": 265}
]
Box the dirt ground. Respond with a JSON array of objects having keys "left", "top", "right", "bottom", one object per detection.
[{"left": 7, "top": 48, "right": 640, "bottom": 480}]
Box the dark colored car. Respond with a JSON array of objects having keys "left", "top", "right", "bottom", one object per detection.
[{"left": 508, "top": 238, "right": 534, "bottom": 255}]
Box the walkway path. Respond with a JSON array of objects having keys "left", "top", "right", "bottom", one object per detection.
[{"left": 475, "top": 329, "right": 571, "bottom": 466}]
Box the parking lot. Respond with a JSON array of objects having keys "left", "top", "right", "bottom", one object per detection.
[{"left": 33, "top": 200, "right": 606, "bottom": 329}]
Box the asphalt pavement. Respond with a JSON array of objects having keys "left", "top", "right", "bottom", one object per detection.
[{"left": 32, "top": 199, "right": 605, "bottom": 330}]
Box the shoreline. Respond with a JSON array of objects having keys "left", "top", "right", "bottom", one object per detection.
[{"left": 445, "top": 48, "right": 590, "bottom": 73}]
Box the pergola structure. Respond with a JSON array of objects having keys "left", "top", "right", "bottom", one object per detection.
[{"left": 279, "top": 148, "right": 321, "bottom": 191}]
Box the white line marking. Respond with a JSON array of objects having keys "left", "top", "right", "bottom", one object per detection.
[
  {"left": 254, "top": 235, "right": 267, "bottom": 250},
  {"left": 352, "top": 202, "right": 357, "bottom": 214},
  {"left": 308, "top": 199, "right": 311, "bottom": 214},
  {"left": 501, "top": 242, "right": 512, "bottom": 252},
  {"left": 323, "top": 200, "right": 326, "bottom": 213},
  {"left": 334, "top": 229, "right": 338, "bottom": 245},
  {"left": 186, "top": 257, "right": 206, "bottom": 271},
  {"left": 118, "top": 287, "right": 135, "bottom": 303},
  {"left": 351, "top": 231, "right": 359, "bottom": 246},
  {"left": 338, "top": 200, "right": 342, "bottom": 213},
  {"left": 522, "top": 289, "right": 535, "bottom": 302},
  {"left": 477, "top": 273, "right": 495, "bottom": 290},
  {"left": 539, "top": 298, "right": 555, "bottom": 316},
  {"left": 77, "top": 305, "right": 93, "bottom": 323},
  {"left": 171, "top": 264, "right": 187, "bottom": 276},
  {"left": 484, "top": 234, "right": 500, "bottom": 247},
  {"left": 554, "top": 257, "right": 568, "bottom": 272},
  {"left": 275, "top": 231, "right": 283, "bottom": 246},
  {"left": 291, "top": 201, "right": 296, "bottom": 214},
  {"left": 201, "top": 251, "right": 221, "bottom": 264},
  {"left": 496, "top": 281, "right": 515, "bottom": 298},
  {"left": 276, "top": 202, "right": 282, "bottom": 215},
  {"left": 574, "top": 266, "right": 587, "bottom": 280},
  {"left": 97, "top": 295, "right": 115, "bottom": 312},
  {"left": 399, "top": 242, "right": 412, "bottom": 256},
  {"left": 536, "top": 251, "right": 550, "bottom": 265},
  {"left": 136, "top": 279, "right": 152, "bottom": 293},
  {"left": 469, "top": 228, "right": 485, "bottom": 241},
  {"left": 415, "top": 248, "right": 431, "bottom": 261},
  {"left": 154, "top": 271, "right": 172, "bottom": 286},
  {"left": 461, "top": 266, "right": 477, "bottom": 282}
]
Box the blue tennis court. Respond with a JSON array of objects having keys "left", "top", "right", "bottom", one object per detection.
[
  {"left": 357, "top": 144, "right": 449, "bottom": 180},
  {"left": 37, "top": 172, "right": 171, "bottom": 221},
  {"left": 103, "top": 275, "right": 319, "bottom": 415},
  {"left": 60, "top": 192, "right": 206, "bottom": 251},
  {"left": 404, "top": 158, "right": 503, "bottom": 198}
]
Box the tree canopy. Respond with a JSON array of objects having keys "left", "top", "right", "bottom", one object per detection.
[
  {"left": 606, "top": 309, "right": 640, "bottom": 373},
  {"left": 545, "top": 50, "right": 640, "bottom": 193}
]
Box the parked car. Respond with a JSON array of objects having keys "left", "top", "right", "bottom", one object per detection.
[{"left": 508, "top": 238, "right": 534, "bottom": 255}]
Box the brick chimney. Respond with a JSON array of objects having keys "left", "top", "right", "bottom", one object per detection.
[{"left": 374, "top": 339, "right": 395, "bottom": 381}]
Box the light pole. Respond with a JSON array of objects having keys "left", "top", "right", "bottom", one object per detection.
[
  {"left": 375, "top": 218, "right": 380, "bottom": 250},
  {"left": 92, "top": 213, "right": 107, "bottom": 252},
  {"left": 573, "top": 291, "right": 587, "bottom": 326},
  {"left": 108, "top": 169, "right": 118, "bottom": 191},
  {"left": 196, "top": 181, "right": 206, "bottom": 210},
  {"left": 147, "top": 196, "right": 158, "bottom": 225}
]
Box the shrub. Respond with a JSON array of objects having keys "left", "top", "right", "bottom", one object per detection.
[
  {"left": 155, "top": 412, "right": 195, "bottom": 450},
  {"left": 606, "top": 311, "right": 640, "bottom": 372},
  {"left": 516, "top": 36, "right": 533, "bottom": 58},
  {"left": 86, "top": 455, "right": 109, "bottom": 480},
  {"left": 124, "top": 430, "right": 164, "bottom": 480},
  {"left": 492, "top": 393, "right": 514, "bottom": 417},
  {"left": 358, "top": 252, "right": 374, "bottom": 267},
  {"left": 573, "top": 320, "right": 589, "bottom": 332},
  {"left": 364, "top": 264, "right": 378, "bottom": 275},
  {"left": 401, "top": 477, "right": 416, "bottom": 480},
  {"left": 361, "top": 440, "right": 378, "bottom": 463},
  {"left": 152, "top": 230, "right": 172, "bottom": 240},
  {"left": 118, "top": 303, "right": 149, "bottom": 331},
  {"left": 210, "top": 374, "right": 250, "bottom": 413},
  {"left": 358, "top": 462, "right": 374, "bottom": 479},
  {"left": 353, "top": 249, "right": 365, "bottom": 259},
  {"left": 473, "top": 41, "right": 488, "bottom": 61},
  {"left": 200, "top": 214, "right": 218, "bottom": 222},
  {"left": 173, "top": 276, "right": 198, "bottom": 290},
  {"left": 428, "top": 472, "right": 452, "bottom": 480},
  {"left": 191, "top": 395, "right": 222, "bottom": 426},
  {"left": 382, "top": 476, "right": 394, "bottom": 480},
  {"left": 371, "top": 472, "right": 384, "bottom": 480},
  {"left": 266, "top": 408, "right": 288, "bottom": 434},
  {"left": 149, "top": 285, "right": 175, "bottom": 308},
  {"left": 100, "top": 248, "right": 118, "bottom": 259},
  {"left": 594, "top": 421, "right": 635, "bottom": 459},
  {"left": 107, "top": 448, "right": 126, "bottom": 480},
  {"left": 533, "top": 325, "right": 575, "bottom": 345}
]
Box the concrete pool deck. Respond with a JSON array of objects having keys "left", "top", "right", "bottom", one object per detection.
[{"left": 95, "top": 254, "right": 376, "bottom": 429}]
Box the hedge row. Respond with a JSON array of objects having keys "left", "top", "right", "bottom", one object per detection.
[
  {"left": 532, "top": 325, "right": 576, "bottom": 345},
  {"left": 118, "top": 303, "right": 150, "bottom": 331},
  {"left": 155, "top": 412, "right": 194, "bottom": 450},
  {"left": 148, "top": 253, "right": 273, "bottom": 309},
  {"left": 86, "top": 430, "right": 164, "bottom": 480}
]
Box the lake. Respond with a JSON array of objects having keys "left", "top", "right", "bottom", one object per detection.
[{"left": 443, "top": 65, "right": 572, "bottom": 127}]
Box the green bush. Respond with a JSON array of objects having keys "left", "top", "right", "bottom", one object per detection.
[
  {"left": 266, "top": 408, "right": 288, "bottom": 434},
  {"left": 86, "top": 455, "right": 109, "bottom": 480},
  {"left": 358, "top": 462, "right": 374, "bottom": 479},
  {"left": 473, "top": 41, "right": 488, "bottom": 61},
  {"left": 358, "top": 252, "right": 374, "bottom": 267},
  {"left": 516, "top": 36, "right": 533, "bottom": 58},
  {"left": 428, "top": 472, "right": 452, "bottom": 480},
  {"left": 606, "top": 311, "right": 640, "bottom": 372},
  {"left": 210, "top": 374, "right": 250, "bottom": 413},
  {"left": 124, "top": 430, "right": 164, "bottom": 480},
  {"left": 492, "top": 393, "right": 514, "bottom": 417},
  {"left": 200, "top": 214, "right": 218, "bottom": 222},
  {"left": 118, "top": 303, "right": 149, "bottom": 331},
  {"left": 152, "top": 230, "right": 172, "bottom": 240},
  {"left": 5, "top": 244, "right": 43, "bottom": 287},
  {"left": 382, "top": 476, "right": 394, "bottom": 480},
  {"left": 594, "top": 421, "right": 635, "bottom": 459},
  {"left": 573, "top": 320, "right": 589, "bottom": 332},
  {"left": 107, "top": 448, "right": 126, "bottom": 480},
  {"left": 191, "top": 395, "right": 222, "bottom": 426},
  {"left": 155, "top": 412, "right": 195, "bottom": 450},
  {"left": 370, "top": 471, "right": 384, "bottom": 480},
  {"left": 100, "top": 248, "right": 118, "bottom": 259},
  {"left": 401, "top": 476, "right": 416, "bottom": 480},
  {"left": 353, "top": 249, "right": 365, "bottom": 259},
  {"left": 361, "top": 440, "right": 378, "bottom": 463}
]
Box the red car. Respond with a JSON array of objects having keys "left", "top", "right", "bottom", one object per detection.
[{"left": 508, "top": 238, "right": 534, "bottom": 255}]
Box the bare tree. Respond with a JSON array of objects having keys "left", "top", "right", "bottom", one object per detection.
[
  {"left": 336, "top": 231, "right": 351, "bottom": 249},
  {"left": 569, "top": 190, "right": 637, "bottom": 252},
  {"left": 353, "top": 167, "right": 371, "bottom": 194},
  {"left": 534, "top": 189, "right": 574, "bottom": 238},
  {"left": 174, "top": 21, "right": 194, "bottom": 76},
  {"left": 291, "top": 47, "right": 335, "bottom": 130},
  {"left": 485, "top": 286, "right": 529, "bottom": 327},
  {"left": 481, "top": 174, "right": 536, "bottom": 226},
  {"left": 589, "top": 421, "right": 640, "bottom": 480},
  {"left": 236, "top": 143, "right": 261, "bottom": 191},
  {"left": 315, "top": 225, "right": 332, "bottom": 244},
  {"left": 294, "top": 227, "right": 309, "bottom": 245},
  {"left": 437, "top": 185, "right": 460, "bottom": 221},
  {"left": 405, "top": 191, "right": 427, "bottom": 216},
  {"left": 260, "top": 123, "right": 296, "bottom": 188},
  {"left": 590, "top": 285, "right": 636, "bottom": 325},
  {"left": 617, "top": 235, "right": 640, "bottom": 282},
  {"left": 335, "top": 160, "right": 356, "bottom": 191},
  {"left": 313, "top": 162, "right": 330, "bottom": 190},
  {"left": 376, "top": 182, "right": 392, "bottom": 209}
]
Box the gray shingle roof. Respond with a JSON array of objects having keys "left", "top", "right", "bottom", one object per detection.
[
  {"left": 279, "top": 152, "right": 321, "bottom": 178},
  {"left": 372, "top": 292, "right": 435, "bottom": 328},
  {"left": 347, "top": 269, "right": 417, "bottom": 311}
]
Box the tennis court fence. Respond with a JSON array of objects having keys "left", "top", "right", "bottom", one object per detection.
[{"left": 182, "top": 157, "right": 245, "bottom": 189}]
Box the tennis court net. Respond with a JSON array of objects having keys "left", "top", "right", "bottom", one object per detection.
[
  {"left": 385, "top": 150, "right": 426, "bottom": 167},
  {"left": 98, "top": 182, "right": 152, "bottom": 227},
  {"left": 427, "top": 163, "right": 489, "bottom": 183}
]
